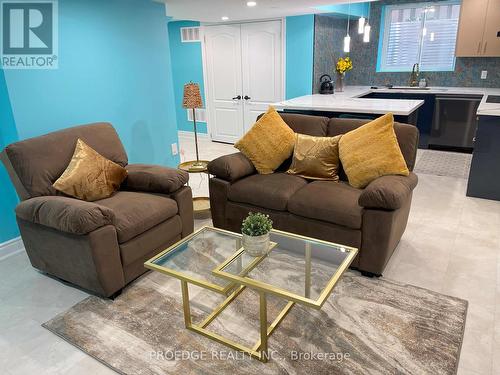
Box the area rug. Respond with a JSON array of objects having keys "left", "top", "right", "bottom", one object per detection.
[
  {"left": 43, "top": 270, "right": 467, "bottom": 375},
  {"left": 415, "top": 150, "right": 472, "bottom": 179}
]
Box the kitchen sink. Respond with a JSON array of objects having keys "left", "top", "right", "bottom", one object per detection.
[
  {"left": 388, "top": 86, "right": 431, "bottom": 90},
  {"left": 486, "top": 95, "right": 500, "bottom": 103}
]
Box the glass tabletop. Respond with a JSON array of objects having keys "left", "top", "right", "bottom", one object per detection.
[
  {"left": 145, "top": 227, "right": 243, "bottom": 293},
  {"left": 145, "top": 226, "right": 357, "bottom": 306},
  {"left": 213, "top": 230, "right": 357, "bottom": 308}
]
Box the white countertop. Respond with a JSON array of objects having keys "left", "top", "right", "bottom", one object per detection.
[{"left": 274, "top": 85, "right": 500, "bottom": 117}]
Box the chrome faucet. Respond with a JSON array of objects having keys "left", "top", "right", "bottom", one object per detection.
[{"left": 409, "top": 63, "right": 420, "bottom": 87}]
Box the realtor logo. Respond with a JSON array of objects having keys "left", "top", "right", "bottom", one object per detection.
[{"left": 1, "top": 0, "right": 58, "bottom": 69}]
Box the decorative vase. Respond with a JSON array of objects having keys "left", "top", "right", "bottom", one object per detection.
[
  {"left": 242, "top": 233, "right": 270, "bottom": 257},
  {"left": 336, "top": 73, "right": 345, "bottom": 92}
]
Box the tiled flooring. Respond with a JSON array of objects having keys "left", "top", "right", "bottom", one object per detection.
[{"left": 1, "top": 133, "right": 499, "bottom": 374}]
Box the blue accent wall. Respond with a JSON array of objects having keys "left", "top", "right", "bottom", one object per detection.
[
  {"left": 0, "top": 70, "right": 20, "bottom": 243},
  {"left": 1, "top": 0, "right": 179, "bottom": 243},
  {"left": 285, "top": 15, "right": 315, "bottom": 99},
  {"left": 168, "top": 21, "right": 207, "bottom": 134}
]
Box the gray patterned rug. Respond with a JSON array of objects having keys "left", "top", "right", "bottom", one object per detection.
[
  {"left": 43, "top": 268, "right": 467, "bottom": 375},
  {"left": 415, "top": 150, "right": 472, "bottom": 179}
]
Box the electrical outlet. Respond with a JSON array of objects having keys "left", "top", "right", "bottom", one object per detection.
[
  {"left": 171, "top": 143, "right": 178, "bottom": 156},
  {"left": 481, "top": 70, "right": 488, "bottom": 79}
]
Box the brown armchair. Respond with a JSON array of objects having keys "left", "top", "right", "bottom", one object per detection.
[{"left": 1, "top": 123, "right": 193, "bottom": 297}]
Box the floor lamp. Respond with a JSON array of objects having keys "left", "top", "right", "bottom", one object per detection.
[{"left": 182, "top": 82, "right": 204, "bottom": 170}]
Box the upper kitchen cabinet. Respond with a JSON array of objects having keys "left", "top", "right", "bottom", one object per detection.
[
  {"left": 482, "top": 0, "right": 500, "bottom": 56},
  {"left": 456, "top": 0, "right": 500, "bottom": 57}
]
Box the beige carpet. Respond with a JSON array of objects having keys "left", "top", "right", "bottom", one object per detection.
[{"left": 43, "top": 270, "right": 467, "bottom": 375}]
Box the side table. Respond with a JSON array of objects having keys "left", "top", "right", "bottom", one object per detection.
[{"left": 178, "top": 160, "right": 211, "bottom": 219}]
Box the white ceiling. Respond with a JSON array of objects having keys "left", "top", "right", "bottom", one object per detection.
[{"left": 163, "top": 0, "right": 374, "bottom": 23}]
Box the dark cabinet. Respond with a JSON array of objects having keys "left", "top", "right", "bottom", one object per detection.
[
  {"left": 361, "top": 92, "right": 435, "bottom": 148},
  {"left": 467, "top": 115, "right": 500, "bottom": 201}
]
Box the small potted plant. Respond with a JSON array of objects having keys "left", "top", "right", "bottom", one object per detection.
[{"left": 241, "top": 212, "right": 273, "bottom": 256}]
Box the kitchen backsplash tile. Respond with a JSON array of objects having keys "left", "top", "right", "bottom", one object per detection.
[{"left": 313, "top": 0, "right": 500, "bottom": 92}]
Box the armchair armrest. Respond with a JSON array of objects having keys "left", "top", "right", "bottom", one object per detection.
[
  {"left": 359, "top": 172, "right": 418, "bottom": 210},
  {"left": 124, "top": 164, "right": 188, "bottom": 193},
  {"left": 208, "top": 152, "right": 256, "bottom": 182},
  {"left": 15, "top": 196, "right": 115, "bottom": 235}
]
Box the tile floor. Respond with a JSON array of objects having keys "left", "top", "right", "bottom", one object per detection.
[{"left": 0, "top": 133, "right": 499, "bottom": 374}]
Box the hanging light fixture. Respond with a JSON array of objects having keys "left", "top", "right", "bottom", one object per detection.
[
  {"left": 344, "top": 0, "right": 351, "bottom": 53},
  {"left": 363, "top": 24, "right": 371, "bottom": 43},
  {"left": 363, "top": 2, "right": 371, "bottom": 43},
  {"left": 358, "top": 16, "right": 365, "bottom": 34}
]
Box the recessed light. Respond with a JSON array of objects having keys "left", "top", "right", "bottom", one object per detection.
[
  {"left": 247, "top": 1, "right": 257, "bottom": 7},
  {"left": 221, "top": 16, "right": 229, "bottom": 21}
]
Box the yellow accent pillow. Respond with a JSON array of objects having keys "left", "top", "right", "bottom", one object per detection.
[
  {"left": 53, "top": 139, "right": 128, "bottom": 201},
  {"left": 339, "top": 113, "right": 409, "bottom": 188},
  {"left": 287, "top": 134, "right": 341, "bottom": 181},
  {"left": 235, "top": 106, "right": 295, "bottom": 174}
]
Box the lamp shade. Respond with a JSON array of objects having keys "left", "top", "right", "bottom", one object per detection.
[{"left": 182, "top": 82, "right": 203, "bottom": 109}]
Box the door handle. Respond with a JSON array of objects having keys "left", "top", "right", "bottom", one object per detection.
[
  {"left": 232, "top": 95, "right": 242, "bottom": 100},
  {"left": 483, "top": 41, "right": 488, "bottom": 54},
  {"left": 243, "top": 95, "right": 251, "bottom": 100}
]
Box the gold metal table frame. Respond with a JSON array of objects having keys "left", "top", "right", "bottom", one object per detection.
[{"left": 144, "top": 226, "right": 358, "bottom": 363}]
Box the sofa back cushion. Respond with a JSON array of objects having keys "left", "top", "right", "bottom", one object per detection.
[
  {"left": 1, "top": 123, "right": 128, "bottom": 200},
  {"left": 258, "top": 112, "right": 329, "bottom": 137},
  {"left": 327, "top": 118, "right": 419, "bottom": 171}
]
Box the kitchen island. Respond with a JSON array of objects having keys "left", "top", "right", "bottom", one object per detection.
[{"left": 273, "top": 87, "right": 425, "bottom": 125}]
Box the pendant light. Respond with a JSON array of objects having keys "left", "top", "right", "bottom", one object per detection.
[
  {"left": 363, "top": 2, "right": 371, "bottom": 43},
  {"left": 363, "top": 24, "right": 371, "bottom": 43},
  {"left": 343, "top": 0, "right": 351, "bottom": 53},
  {"left": 358, "top": 16, "right": 365, "bottom": 34}
]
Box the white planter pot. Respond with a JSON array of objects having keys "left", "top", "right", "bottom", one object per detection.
[{"left": 242, "top": 233, "right": 270, "bottom": 257}]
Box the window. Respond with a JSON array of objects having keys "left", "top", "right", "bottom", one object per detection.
[{"left": 378, "top": 1, "right": 461, "bottom": 72}]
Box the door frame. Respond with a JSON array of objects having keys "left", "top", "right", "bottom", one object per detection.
[{"left": 200, "top": 18, "right": 286, "bottom": 142}]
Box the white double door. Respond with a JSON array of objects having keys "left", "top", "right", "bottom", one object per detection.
[{"left": 204, "top": 20, "right": 283, "bottom": 143}]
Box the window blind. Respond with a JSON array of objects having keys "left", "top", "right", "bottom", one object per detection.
[{"left": 380, "top": 2, "right": 461, "bottom": 72}]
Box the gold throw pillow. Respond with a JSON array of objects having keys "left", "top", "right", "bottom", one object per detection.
[
  {"left": 287, "top": 134, "right": 341, "bottom": 181},
  {"left": 338, "top": 113, "right": 409, "bottom": 189},
  {"left": 235, "top": 106, "right": 295, "bottom": 174},
  {"left": 53, "top": 139, "right": 127, "bottom": 201}
]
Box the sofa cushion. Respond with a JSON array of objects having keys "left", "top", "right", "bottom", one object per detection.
[
  {"left": 228, "top": 173, "right": 307, "bottom": 211},
  {"left": 2, "top": 123, "right": 128, "bottom": 199},
  {"left": 235, "top": 106, "right": 295, "bottom": 174},
  {"left": 97, "top": 191, "right": 178, "bottom": 243},
  {"left": 53, "top": 139, "right": 128, "bottom": 201},
  {"left": 288, "top": 181, "right": 363, "bottom": 229},
  {"left": 339, "top": 113, "right": 409, "bottom": 188}
]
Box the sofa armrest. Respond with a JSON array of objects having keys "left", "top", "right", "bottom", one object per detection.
[
  {"left": 208, "top": 152, "right": 256, "bottom": 182},
  {"left": 124, "top": 164, "right": 188, "bottom": 193},
  {"left": 15, "top": 196, "right": 115, "bottom": 235},
  {"left": 359, "top": 172, "right": 418, "bottom": 210}
]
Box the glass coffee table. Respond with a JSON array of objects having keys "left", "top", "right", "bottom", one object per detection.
[{"left": 144, "top": 226, "right": 357, "bottom": 362}]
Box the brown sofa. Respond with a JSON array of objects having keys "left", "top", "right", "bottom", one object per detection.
[
  {"left": 208, "top": 113, "right": 419, "bottom": 276},
  {"left": 1, "top": 123, "right": 194, "bottom": 297}
]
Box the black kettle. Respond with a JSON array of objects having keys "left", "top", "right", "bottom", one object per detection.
[{"left": 319, "top": 74, "right": 334, "bottom": 94}]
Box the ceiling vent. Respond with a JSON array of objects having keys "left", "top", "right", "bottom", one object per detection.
[{"left": 180, "top": 27, "right": 201, "bottom": 42}]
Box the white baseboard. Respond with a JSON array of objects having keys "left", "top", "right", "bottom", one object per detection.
[
  {"left": 0, "top": 236, "right": 24, "bottom": 261},
  {"left": 178, "top": 130, "right": 210, "bottom": 139}
]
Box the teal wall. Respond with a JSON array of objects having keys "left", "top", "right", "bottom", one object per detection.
[
  {"left": 1, "top": 0, "right": 179, "bottom": 243},
  {"left": 315, "top": 3, "right": 370, "bottom": 18},
  {"left": 285, "top": 15, "right": 315, "bottom": 99},
  {"left": 168, "top": 21, "right": 207, "bottom": 134},
  {"left": 4, "top": 0, "right": 178, "bottom": 166},
  {"left": 0, "top": 70, "right": 20, "bottom": 243}
]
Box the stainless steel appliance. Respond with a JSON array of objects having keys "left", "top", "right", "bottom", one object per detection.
[{"left": 429, "top": 94, "right": 482, "bottom": 150}]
